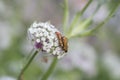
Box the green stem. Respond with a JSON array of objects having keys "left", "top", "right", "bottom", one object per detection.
[
  {"left": 80, "top": 0, "right": 93, "bottom": 15},
  {"left": 18, "top": 51, "right": 38, "bottom": 80},
  {"left": 68, "top": 0, "right": 92, "bottom": 35},
  {"left": 77, "top": 3, "right": 120, "bottom": 37},
  {"left": 41, "top": 57, "right": 58, "bottom": 80},
  {"left": 63, "top": 0, "right": 69, "bottom": 34},
  {"left": 92, "top": 3, "right": 120, "bottom": 32},
  {"left": 67, "top": 4, "right": 101, "bottom": 39},
  {"left": 26, "top": 48, "right": 34, "bottom": 60}
]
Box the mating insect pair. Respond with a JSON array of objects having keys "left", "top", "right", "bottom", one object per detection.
[{"left": 55, "top": 32, "right": 68, "bottom": 52}]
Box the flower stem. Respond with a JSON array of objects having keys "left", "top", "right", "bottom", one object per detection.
[
  {"left": 63, "top": 0, "right": 69, "bottom": 34},
  {"left": 41, "top": 57, "right": 58, "bottom": 80},
  {"left": 76, "top": 2, "right": 120, "bottom": 38},
  {"left": 18, "top": 51, "right": 38, "bottom": 80},
  {"left": 68, "top": 0, "right": 92, "bottom": 36}
]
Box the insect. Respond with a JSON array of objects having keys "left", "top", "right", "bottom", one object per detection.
[
  {"left": 61, "top": 36, "right": 68, "bottom": 52},
  {"left": 55, "top": 32, "right": 68, "bottom": 52}
]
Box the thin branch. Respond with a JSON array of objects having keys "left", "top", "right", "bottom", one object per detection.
[
  {"left": 18, "top": 51, "right": 38, "bottom": 80},
  {"left": 77, "top": 3, "right": 120, "bottom": 37},
  {"left": 68, "top": 0, "right": 93, "bottom": 35},
  {"left": 63, "top": 0, "right": 69, "bottom": 34},
  {"left": 41, "top": 57, "right": 58, "bottom": 80}
]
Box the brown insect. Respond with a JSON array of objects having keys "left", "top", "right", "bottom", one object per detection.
[
  {"left": 61, "top": 36, "right": 68, "bottom": 52},
  {"left": 55, "top": 32, "right": 68, "bottom": 52}
]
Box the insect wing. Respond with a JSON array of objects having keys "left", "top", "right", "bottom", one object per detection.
[
  {"left": 55, "top": 32, "right": 63, "bottom": 47},
  {"left": 62, "top": 36, "right": 68, "bottom": 52}
]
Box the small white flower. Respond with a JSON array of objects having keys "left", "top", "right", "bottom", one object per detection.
[
  {"left": 54, "top": 42, "right": 58, "bottom": 46},
  {"left": 39, "top": 33, "right": 43, "bottom": 36},
  {"left": 41, "top": 37, "right": 46, "bottom": 41},
  {"left": 36, "top": 39, "right": 40, "bottom": 43},
  {"left": 28, "top": 21, "right": 67, "bottom": 59},
  {"left": 32, "top": 21, "right": 38, "bottom": 28},
  {"left": 57, "top": 53, "right": 65, "bottom": 59},
  {"left": 28, "top": 28, "right": 34, "bottom": 34},
  {"left": 46, "top": 49, "right": 50, "bottom": 53},
  {"left": 35, "top": 33, "right": 40, "bottom": 37}
]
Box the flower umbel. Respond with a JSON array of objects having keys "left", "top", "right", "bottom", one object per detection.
[{"left": 28, "top": 21, "right": 67, "bottom": 59}]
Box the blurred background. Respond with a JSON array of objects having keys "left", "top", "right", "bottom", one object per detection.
[{"left": 0, "top": 0, "right": 120, "bottom": 80}]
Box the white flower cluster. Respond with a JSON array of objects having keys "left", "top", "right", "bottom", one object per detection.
[{"left": 28, "top": 21, "right": 66, "bottom": 59}]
